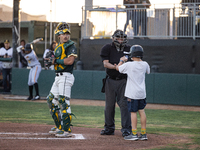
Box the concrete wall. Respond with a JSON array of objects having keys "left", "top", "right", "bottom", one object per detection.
[{"left": 11, "top": 68, "right": 200, "bottom": 106}]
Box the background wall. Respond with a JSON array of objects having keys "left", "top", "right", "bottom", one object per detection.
[
  {"left": 12, "top": 68, "right": 200, "bottom": 106},
  {"left": 80, "top": 39, "right": 200, "bottom": 74}
]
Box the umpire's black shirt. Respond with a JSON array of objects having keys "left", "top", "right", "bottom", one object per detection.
[{"left": 100, "top": 42, "right": 131, "bottom": 79}]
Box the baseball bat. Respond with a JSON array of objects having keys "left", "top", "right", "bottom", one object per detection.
[{"left": 30, "top": 38, "right": 43, "bottom": 44}]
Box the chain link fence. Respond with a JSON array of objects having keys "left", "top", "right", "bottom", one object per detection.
[{"left": 82, "top": 2, "right": 200, "bottom": 40}]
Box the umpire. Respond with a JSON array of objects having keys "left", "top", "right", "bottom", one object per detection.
[{"left": 100, "top": 29, "right": 132, "bottom": 137}]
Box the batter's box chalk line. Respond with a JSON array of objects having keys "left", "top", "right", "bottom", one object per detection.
[{"left": 0, "top": 132, "right": 85, "bottom": 140}]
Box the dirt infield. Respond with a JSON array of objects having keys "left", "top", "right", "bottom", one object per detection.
[
  {"left": 0, "top": 94, "right": 199, "bottom": 150},
  {"left": 0, "top": 122, "right": 190, "bottom": 150}
]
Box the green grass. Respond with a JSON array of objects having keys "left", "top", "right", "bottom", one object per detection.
[{"left": 0, "top": 100, "right": 200, "bottom": 150}]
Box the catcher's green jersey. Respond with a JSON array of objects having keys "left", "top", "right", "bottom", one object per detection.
[{"left": 54, "top": 40, "right": 77, "bottom": 73}]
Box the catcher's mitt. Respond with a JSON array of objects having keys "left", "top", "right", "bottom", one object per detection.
[{"left": 44, "top": 50, "right": 55, "bottom": 68}]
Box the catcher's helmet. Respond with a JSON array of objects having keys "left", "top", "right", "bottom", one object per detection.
[
  {"left": 54, "top": 22, "right": 71, "bottom": 35},
  {"left": 112, "top": 30, "right": 127, "bottom": 52},
  {"left": 24, "top": 43, "right": 33, "bottom": 51},
  {"left": 129, "top": 45, "right": 144, "bottom": 58}
]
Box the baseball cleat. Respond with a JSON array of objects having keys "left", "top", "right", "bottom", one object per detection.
[
  {"left": 138, "top": 134, "right": 148, "bottom": 140},
  {"left": 49, "top": 127, "right": 59, "bottom": 135},
  {"left": 26, "top": 96, "right": 33, "bottom": 100},
  {"left": 122, "top": 131, "right": 131, "bottom": 137},
  {"left": 55, "top": 130, "right": 72, "bottom": 137},
  {"left": 124, "top": 134, "right": 139, "bottom": 140},
  {"left": 33, "top": 95, "right": 40, "bottom": 100},
  {"left": 100, "top": 129, "right": 114, "bottom": 135}
]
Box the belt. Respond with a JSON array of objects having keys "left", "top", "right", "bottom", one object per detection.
[
  {"left": 56, "top": 72, "right": 63, "bottom": 76},
  {"left": 56, "top": 72, "right": 72, "bottom": 76},
  {"left": 108, "top": 76, "right": 126, "bottom": 80},
  {"left": 30, "top": 65, "right": 40, "bottom": 68}
]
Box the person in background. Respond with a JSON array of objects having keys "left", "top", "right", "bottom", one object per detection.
[
  {"left": 0, "top": 42, "right": 4, "bottom": 76},
  {"left": 0, "top": 40, "right": 13, "bottom": 93},
  {"left": 43, "top": 41, "right": 57, "bottom": 70},
  {"left": 123, "top": 0, "right": 150, "bottom": 37}
]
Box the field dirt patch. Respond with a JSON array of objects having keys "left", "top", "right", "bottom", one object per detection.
[{"left": 0, "top": 122, "right": 190, "bottom": 150}]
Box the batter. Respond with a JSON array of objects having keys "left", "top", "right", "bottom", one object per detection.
[{"left": 24, "top": 43, "right": 41, "bottom": 100}]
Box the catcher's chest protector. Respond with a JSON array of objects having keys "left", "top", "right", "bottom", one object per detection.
[{"left": 54, "top": 40, "right": 74, "bottom": 71}]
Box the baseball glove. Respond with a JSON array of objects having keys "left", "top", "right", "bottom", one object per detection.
[{"left": 44, "top": 50, "right": 55, "bottom": 68}]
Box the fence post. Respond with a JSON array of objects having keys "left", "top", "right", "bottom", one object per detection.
[
  {"left": 193, "top": 3, "right": 196, "bottom": 40},
  {"left": 172, "top": 5, "right": 175, "bottom": 39},
  {"left": 116, "top": 5, "right": 119, "bottom": 30}
]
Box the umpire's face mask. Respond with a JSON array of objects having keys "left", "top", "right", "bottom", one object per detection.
[{"left": 113, "top": 37, "right": 127, "bottom": 52}]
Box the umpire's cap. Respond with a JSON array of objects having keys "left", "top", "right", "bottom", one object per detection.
[{"left": 24, "top": 43, "right": 33, "bottom": 51}]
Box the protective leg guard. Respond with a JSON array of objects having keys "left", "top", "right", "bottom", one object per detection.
[
  {"left": 58, "top": 95, "right": 74, "bottom": 132},
  {"left": 47, "top": 93, "right": 62, "bottom": 129},
  {"left": 50, "top": 105, "right": 62, "bottom": 129},
  {"left": 47, "top": 92, "right": 54, "bottom": 108}
]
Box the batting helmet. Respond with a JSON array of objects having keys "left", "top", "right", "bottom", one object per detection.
[
  {"left": 112, "top": 30, "right": 127, "bottom": 52},
  {"left": 129, "top": 45, "right": 144, "bottom": 58},
  {"left": 24, "top": 43, "right": 33, "bottom": 51},
  {"left": 54, "top": 22, "right": 71, "bottom": 35}
]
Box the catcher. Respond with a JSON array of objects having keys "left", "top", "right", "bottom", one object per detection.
[{"left": 45, "top": 22, "right": 77, "bottom": 137}]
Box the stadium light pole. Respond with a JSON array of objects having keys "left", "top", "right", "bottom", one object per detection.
[{"left": 12, "top": 0, "right": 20, "bottom": 68}]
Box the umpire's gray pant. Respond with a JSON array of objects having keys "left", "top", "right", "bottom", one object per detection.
[{"left": 104, "top": 78, "right": 132, "bottom": 133}]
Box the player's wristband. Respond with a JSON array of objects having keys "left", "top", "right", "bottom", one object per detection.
[
  {"left": 120, "top": 60, "right": 124, "bottom": 63},
  {"left": 55, "top": 59, "right": 64, "bottom": 65}
]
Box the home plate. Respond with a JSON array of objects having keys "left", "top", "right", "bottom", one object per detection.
[{"left": 0, "top": 132, "right": 85, "bottom": 140}]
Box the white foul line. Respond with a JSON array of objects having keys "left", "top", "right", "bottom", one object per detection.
[
  {"left": 0, "top": 132, "right": 85, "bottom": 140},
  {"left": 0, "top": 132, "right": 49, "bottom": 135}
]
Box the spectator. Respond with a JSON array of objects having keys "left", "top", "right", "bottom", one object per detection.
[
  {"left": 0, "top": 40, "right": 13, "bottom": 93},
  {"left": 43, "top": 41, "right": 57, "bottom": 70},
  {"left": 0, "top": 42, "right": 4, "bottom": 70},
  {"left": 0, "top": 42, "right": 4, "bottom": 86},
  {"left": 123, "top": 0, "right": 150, "bottom": 37},
  {"left": 123, "top": 0, "right": 135, "bottom": 34}
]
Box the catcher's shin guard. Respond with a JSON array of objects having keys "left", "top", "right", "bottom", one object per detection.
[
  {"left": 58, "top": 95, "right": 74, "bottom": 132},
  {"left": 47, "top": 92, "right": 54, "bottom": 108},
  {"left": 47, "top": 93, "right": 61, "bottom": 129}
]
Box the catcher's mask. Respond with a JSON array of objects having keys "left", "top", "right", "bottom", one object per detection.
[
  {"left": 23, "top": 43, "right": 33, "bottom": 51},
  {"left": 54, "top": 22, "right": 71, "bottom": 35},
  {"left": 129, "top": 45, "right": 144, "bottom": 59},
  {"left": 112, "top": 30, "right": 128, "bottom": 52}
]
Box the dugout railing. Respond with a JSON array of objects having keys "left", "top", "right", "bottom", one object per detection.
[{"left": 81, "top": 2, "right": 200, "bottom": 40}]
